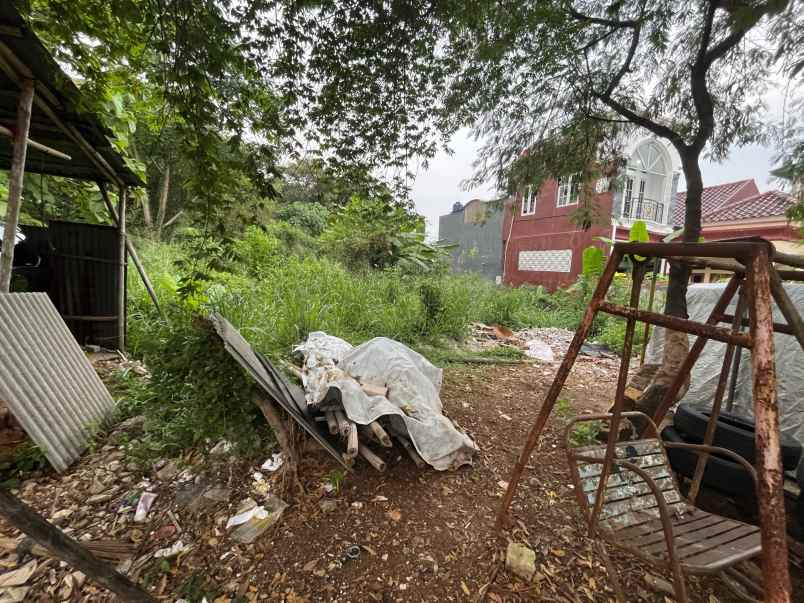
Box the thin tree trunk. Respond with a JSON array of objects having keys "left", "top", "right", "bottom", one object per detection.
[
  {"left": 155, "top": 165, "right": 170, "bottom": 240},
  {"left": 141, "top": 191, "right": 153, "bottom": 229},
  {"left": 634, "top": 150, "right": 704, "bottom": 423}
]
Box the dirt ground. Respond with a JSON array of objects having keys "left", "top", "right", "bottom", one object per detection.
[{"left": 1, "top": 358, "right": 800, "bottom": 602}]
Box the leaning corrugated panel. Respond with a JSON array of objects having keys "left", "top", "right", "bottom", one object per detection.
[{"left": 0, "top": 293, "right": 116, "bottom": 471}]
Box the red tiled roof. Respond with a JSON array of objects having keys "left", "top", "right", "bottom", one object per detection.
[
  {"left": 672, "top": 179, "right": 758, "bottom": 226},
  {"left": 703, "top": 190, "right": 796, "bottom": 223}
]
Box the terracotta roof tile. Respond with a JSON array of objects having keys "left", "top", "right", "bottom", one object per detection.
[
  {"left": 703, "top": 190, "right": 796, "bottom": 223},
  {"left": 672, "top": 179, "right": 758, "bottom": 226}
]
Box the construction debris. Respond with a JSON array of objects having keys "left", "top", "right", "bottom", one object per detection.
[
  {"left": 225, "top": 496, "right": 287, "bottom": 544},
  {"left": 294, "top": 332, "right": 478, "bottom": 471}
]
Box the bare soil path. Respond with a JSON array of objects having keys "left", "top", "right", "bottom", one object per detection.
[{"left": 1, "top": 359, "right": 792, "bottom": 602}]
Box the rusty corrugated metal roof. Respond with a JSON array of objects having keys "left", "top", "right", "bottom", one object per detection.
[{"left": 0, "top": 293, "right": 116, "bottom": 471}]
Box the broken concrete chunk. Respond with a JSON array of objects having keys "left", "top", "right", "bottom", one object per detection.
[
  {"left": 155, "top": 459, "right": 179, "bottom": 481},
  {"left": 505, "top": 542, "right": 536, "bottom": 581}
]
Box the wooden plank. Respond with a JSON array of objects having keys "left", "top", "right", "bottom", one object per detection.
[
  {"left": 0, "top": 488, "right": 155, "bottom": 601},
  {"left": 636, "top": 516, "right": 731, "bottom": 550},
  {"left": 683, "top": 532, "right": 761, "bottom": 570},
  {"left": 676, "top": 524, "right": 759, "bottom": 559},
  {"left": 368, "top": 421, "right": 392, "bottom": 447},
  {"left": 358, "top": 443, "right": 386, "bottom": 472},
  {"left": 578, "top": 453, "right": 666, "bottom": 479},
  {"left": 324, "top": 411, "right": 338, "bottom": 435},
  {"left": 582, "top": 464, "right": 672, "bottom": 492},
  {"left": 586, "top": 477, "right": 675, "bottom": 505},
  {"left": 600, "top": 490, "right": 682, "bottom": 519},
  {"left": 0, "top": 78, "right": 33, "bottom": 292},
  {"left": 642, "top": 520, "right": 753, "bottom": 557},
  {"left": 574, "top": 439, "right": 662, "bottom": 458}
]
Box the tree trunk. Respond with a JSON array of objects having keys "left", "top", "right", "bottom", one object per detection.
[
  {"left": 155, "top": 165, "right": 170, "bottom": 240},
  {"left": 634, "top": 150, "right": 704, "bottom": 424}
]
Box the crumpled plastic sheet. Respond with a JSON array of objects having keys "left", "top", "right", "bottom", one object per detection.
[
  {"left": 645, "top": 283, "right": 804, "bottom": 446},
  {"left": 295, "top": 332, "right": 478, "bottom": 471}
]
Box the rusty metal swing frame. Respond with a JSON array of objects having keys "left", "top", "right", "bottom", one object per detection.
[{"left": 497, "top": 237, "right": 804, "bottom": 603}]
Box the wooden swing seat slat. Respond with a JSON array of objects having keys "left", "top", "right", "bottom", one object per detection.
[{"left": 567, "top": 415, "right": 762, "bottom": 575}]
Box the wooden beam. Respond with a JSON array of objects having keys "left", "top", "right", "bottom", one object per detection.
[
  {"left": 0, "top": 487, "right": 155, "bottom": 602},
  {"left": 0, "top": 78, "right": 34, "bottom": 292},
  {"left": 746, "top": 248, "right": 792, "bottom": 599},
  {"left": 0, "top": 124, "right": 71, "bottom": 160},
  {"left": 117, "top": 187, "right": 127, "bottom": 350},
  {"left": 0, "top": 43, "right": 124, "bottom": 188},
  {"left": 98, "top": 183, "right": 162, "bottom": 317},
  {"left": 597, "top": 301, "right": 753, "bottom": 348}
]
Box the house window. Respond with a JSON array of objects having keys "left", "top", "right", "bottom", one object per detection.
[
  {"left": 521, "top": 185, "right": 536, "bottom": 216},
  {"left": 556, "top": 174, "right": 580, "bottom": 207}
]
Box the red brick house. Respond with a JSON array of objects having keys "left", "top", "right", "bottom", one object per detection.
[
  {"left": 673, "top": 180, "right": 802, "bottom": 281},
  {"left": 502, "top": 136, "right": 682, "bottom": 289}
]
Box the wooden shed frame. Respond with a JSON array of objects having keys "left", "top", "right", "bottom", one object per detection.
[
  {"left": 497, "top": 237, "right": 804, "bottom": 603},
  {"left": 0, "top": 6, "right": 159, "bottom": 349}
]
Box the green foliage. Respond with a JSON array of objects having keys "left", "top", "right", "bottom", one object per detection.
[
  {"left": 320, "top": 196, "right": 450, "bottom": 272},
  {"left": 556, "top": 398, "right": 573, "bottom": 418},
  {"left": 629, "top": 220, "right": 649, "bottom": 262},
  {"left": 582, "top": 246, "right": 604, "bottom": 278},
  {"left": 122, "top": 306, "right": 272, "bottom": 460},
  {"left": 569, "top": 421, "right": 602, "bottom": 447},
  {"left": 326, "top": 469, "right": 346, "bottom": 494},
  {"left": 13, "top": 442, "right": 48, "bottom": 474},
  {"left": 275, "top": 202, "right": 330, "bottom": 236}
]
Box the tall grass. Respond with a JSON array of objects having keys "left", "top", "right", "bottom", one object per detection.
[{"left": 122, "top": 227, "right": 659, "bottom": 454}]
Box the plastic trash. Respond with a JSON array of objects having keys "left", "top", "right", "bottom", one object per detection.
[
  {"left": 134, "top": 492, "right": 157, "bottom": 523},
  {"left": 524, "top": 339, "right": 554, "bottom": 362},
  {"left": 226, "top": 495, "right": 287, "bottom": 544}
]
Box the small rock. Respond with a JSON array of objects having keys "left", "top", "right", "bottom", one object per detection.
[
  {"left": 88, "top": 478, "right": 107, "bottom": 495},
  {"left": 108, "top": 460, "right": 122, "bottom": 472},
  {"left": 86, "top": 492, "right": 115, "bottom": 505},
  {"left": 506, "top": 542, "right": 536, "bottom": 581},
  {"left": 51, "top": 508, "right": 74, "bottom": 524},
  {"left": 351, "top": 502, "right": 363, "bottom": 510},
  {"left": 319, "top": 500, "right": 338, "bottom": 514},
  {"left": 155, "top": 460, "right": 179, "bottom": 481},
  {"left": 115, "top": 415, "right": 145, "bottom": 432}
]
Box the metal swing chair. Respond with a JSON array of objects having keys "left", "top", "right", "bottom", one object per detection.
[{"left": 497, "top": 238, "right": 804, "bottom": 603}]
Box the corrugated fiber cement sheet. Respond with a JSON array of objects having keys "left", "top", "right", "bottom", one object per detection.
[{"left": 0, "top": 293, "right": 116, "bottom": 471}]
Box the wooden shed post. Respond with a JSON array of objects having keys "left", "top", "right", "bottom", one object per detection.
[
  {"left": 0, "top": 79, "right": 35, "bottom": 292},
  {"left": 117, "top": 187, "right": 127, "bottom": 350}
]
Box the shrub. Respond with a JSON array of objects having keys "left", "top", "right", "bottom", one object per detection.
[
  {"left": 122, "top": 304, "right": 272, "bottom": 459},
  {"left": 275, "top": 201, "right": 330, "bottom": 235}
]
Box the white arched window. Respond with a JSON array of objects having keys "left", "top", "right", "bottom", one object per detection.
[{"left": 623, "top": 141, "right": 668, "bottom": 223}]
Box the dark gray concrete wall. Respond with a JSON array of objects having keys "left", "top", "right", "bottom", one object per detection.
[{"left": 438, "top": 207, "right": 503, "bottom": 280}]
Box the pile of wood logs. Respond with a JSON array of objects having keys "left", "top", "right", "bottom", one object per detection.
[
  {"left": 282, "top": 361, "right": 425, "bottom": 473},
  {"left": 316, "top": 386, "right": 425, "bottom": 472}
]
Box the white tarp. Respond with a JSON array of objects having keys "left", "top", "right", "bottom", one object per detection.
[
  {"left": 645, "top": 283, "right": 804, "bottom": 445},
  {"left": 296, "top": 333, "right": 478, "bottom": 470}
]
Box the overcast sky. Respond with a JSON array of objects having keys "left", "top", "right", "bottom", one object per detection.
[{"left": 412, "top": 130, "right": 780, "bottom": 239}]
